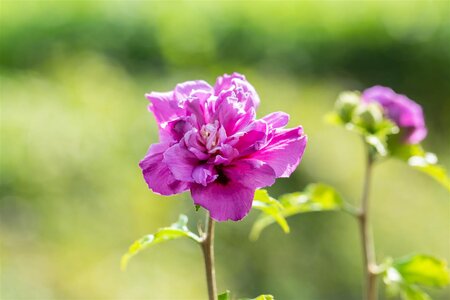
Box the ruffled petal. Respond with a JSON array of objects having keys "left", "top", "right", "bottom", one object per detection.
[
  {"left": 139, "top": 143, "right": 189, "bottom": 195},
  {"left": 192, "top": 164, "right": 218, "bottom": 186},
  {"left": 146, "top": 91, "right": 184, "bottom": 124},
  {"left": 191, "top": 158, "right": 275, "bottom": 221},
  {"left": 362, "top": 86, "right": 397, "bottom": 106},
  {"left": 191, "top": 181, "right": 254, "bottom": 222},
  {"left": 163, "top": 143, "right": 199, "bottom": 182},
  {"left": 249, "top": 127, "right": 307, "bottom": 178},
  {"left": 174, "top": 80, "right": 213, "bottom": 102},
  {"left": 262, "top": 111, "right": 290, "bottom": 128},
  {"left": 214, "top": 96, "right": 255, "bottom": 135},
  {"left": 224, "top": 158, "right": 276, "bottom": 189},
  {"left": 233, "top": 120, "right": 268, "bottom": 155},
  {"left": 214, "top": 72, "right": 260, "bottom": 110}
]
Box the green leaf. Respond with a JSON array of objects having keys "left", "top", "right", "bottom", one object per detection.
[
  {"left": 382, "top": 254, "right": 449, "bottom": 300},
  {"left": 221, "top": 290, "right": 274, "bottom": 300},
  {"left": 250, "top": 190, "right": 289, "bottom": 241},
  {"left": 280, "top": 183, "right": 344, "bottom": 213},
  {"left": 389, "top": 140, "right": 450, "bottom": 192},
  {"left": 239, "top": 295, "right": 274, "bottom": 300},
  {"left": 250, "top": 184, "right": 344, "bottom": 240},
  {"left": 218, "top": 290, "right": 231, "bottom": 300},
  {"left": 401, "top": 285, "right": 431, "bottom": 300},
  {"left": 121, "top": 215, "right": 201, "bottom": 271},
  {"left": 394, "top": 254, "right": 450, "bottom": 287}
]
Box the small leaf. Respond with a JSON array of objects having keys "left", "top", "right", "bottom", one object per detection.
[
  {"left": 121, "top": 215, "right": 201, "bottom": 270},
  {"left": 389, "top": 140, "right": 450, "bottom": 192},
  {"left": 239, "top": 295, "right": 275, "bottom": 300},
  {"left": 280, "top": 183, "right": 344, "bottom": 213},
  {"left": 250, "top": 184, "right": 344, "bottom": 239},
  {"left": 400, "top": 285, "right": 431, "bottom": 300},
  {"left": 393, "top": 254, "right": 450, "bottom": 287},
  {"left": 251, "top": 190, "right": 289, "bottom": 241},
  {"left": 382, "top": 254, "right": 449, "bottom": 300},
  {"left": 218, "top": 290, "right": 231, "bottom": 300}
]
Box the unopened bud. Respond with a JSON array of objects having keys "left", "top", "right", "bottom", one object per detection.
[
  {"left": 354, "top": 103, "right": 384, "bottom": 132},
  {"left": 335, "top": 91, "right": 360, "bottom": 123}
]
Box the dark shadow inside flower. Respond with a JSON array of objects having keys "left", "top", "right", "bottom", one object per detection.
[{"left": 215, "top": 168, "right": 230, "bottom": 186}]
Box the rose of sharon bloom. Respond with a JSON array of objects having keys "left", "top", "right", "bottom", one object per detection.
[
  {"left": 362, "top": 86, "right": 427, "bottom": 144},
  {"left": 140, "top": 73, "right": 307, "bottom": 221}
]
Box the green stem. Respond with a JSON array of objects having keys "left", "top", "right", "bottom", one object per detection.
[
  {"left": 201, "top": 214, "right": 217, "bottom": 300},
  {"left": 358, "top": 146, "right": 378, "bottom": 300}
]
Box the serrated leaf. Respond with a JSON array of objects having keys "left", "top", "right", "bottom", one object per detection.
[
  {"left": 218, "top": 290, "right": 231, "bottom": 300},
  {"left": 223, "top": 290, "right": 275, "bottom": 300},
  {"left": 281, "top": 183, "right": 344, "bottom": 213},
  {"left": 400, "top": 285, "right": 431, "bottom": 300},
  {"left": 250, "top": 184, "right": 344, "bottom": 239},
  {"left": 121, "top": 215, "right": 201, "bottom": 270},
  {"left": 251, "top": 190, "right": 289, "bottom": 241},
  {"left": 393, "top": 254, "right": 450, "bottom": 287},
  {"left": 389, "top": 140, "right": 450, "bottom": 192},
  {"left": 382, "top": 254, "right": 449, "bottom": 300}
]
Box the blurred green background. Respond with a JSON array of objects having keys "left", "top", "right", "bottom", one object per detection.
[{"left": 1, "top": 1, "right": 449, "bottom": 299}]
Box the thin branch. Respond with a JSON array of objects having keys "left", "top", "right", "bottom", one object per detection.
[
  {"left": 201, "top": 214, "right": 217, "bottom": 300},
  {"left": 358, "top": 145, "right": 378, "bottom": 300}
]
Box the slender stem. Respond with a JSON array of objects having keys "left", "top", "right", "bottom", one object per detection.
[
  {"left": 358, "top": 146, "right": 378, "bottom": 300},
  {"left": 201, "top": 214, "right": 217, "bottom": 300}
]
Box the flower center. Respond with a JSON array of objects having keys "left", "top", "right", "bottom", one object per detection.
[{"left": 199, "top": 121, "right": 222, "bottom": 151}]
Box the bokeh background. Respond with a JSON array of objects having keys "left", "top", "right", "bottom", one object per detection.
[{"left": 1, "top": 1, "right": 449, "bottom": 299}]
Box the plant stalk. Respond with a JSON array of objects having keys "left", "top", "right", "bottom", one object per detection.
[
  {"left": 358, "top": 147, "right": 378, "bottom": 300},
  {"left": 201, "top": 215, "right": 217, "bottom": 300}
]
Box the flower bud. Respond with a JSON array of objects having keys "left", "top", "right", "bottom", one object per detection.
[
  {"left": 354, "top": 103, "right": 384, "bottom": 132},
  {"left": 335, "top": 91, "right": 360, "bottom": 123}
]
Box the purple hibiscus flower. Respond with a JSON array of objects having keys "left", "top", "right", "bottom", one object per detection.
[
  {"left": 362, "top": 86, "right": 427, "bottom": 144},
  {"left": 140, "top": 73, "right": 307, "bottom": 221}
]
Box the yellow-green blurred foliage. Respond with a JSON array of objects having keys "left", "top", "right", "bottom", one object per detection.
[{"left": 1, "top": 1, "right": 449, "bottom": 299}]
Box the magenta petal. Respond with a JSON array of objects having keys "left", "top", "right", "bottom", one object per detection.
[
  {"left": 192, "top": 158, "right": 275, "bottom": 221},
  {"left": 139, "top": 143, "right": 189, "bottom": 195},
  {"left": 225, "top": 159, "right": 276, "bottom": 189},
  {"left": 404, "top": 126, "right": 428, "bottom": 144},
  {"left": 234, "top": 120, "right": 268, "bottom": 155},
  {"left": 191, "top": 181, "right": 254, "bottom": 222},
  {"left": 362, "top": 86, "right": 397, "bottom": 106},
  {"left": 214, "top": 73, "right": 260, "bottom": 110},
  {"left": 146, "top": 91, "right": 184, "bottom": 124},
  {"left": 192, "top": 164, "right": 218, "bottom": 186},
  {"left": 249, "top": 127, "right": 307, "bottom": 178},
  {"left": 362, "top": 85, "right": 427, "bottom": 144},
  {"left": 214, "top": 96, "right": 255, "bottom": 135},
  {"left": 214, "top": 72, "right": 246, "bottom": 92},
  {"left": 262, "top": 112, "right": 290, "bottom": 128},
  {"left": 174, "top": 80, "right": 213, "bottom": 102},
  {"left": 163, "top": 143, "right": 199, "bottom": 182}
]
